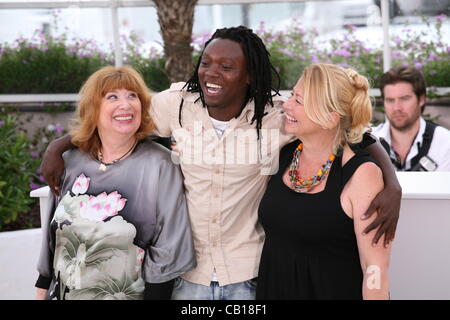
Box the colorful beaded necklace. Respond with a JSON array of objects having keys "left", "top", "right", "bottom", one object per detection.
[{"left": 288, "top": 142, "right": 338, "bottom": 193}]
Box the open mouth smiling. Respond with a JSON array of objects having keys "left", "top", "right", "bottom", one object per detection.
[{"left": 205, "top": 82, "right": 223, "bottom": 94}]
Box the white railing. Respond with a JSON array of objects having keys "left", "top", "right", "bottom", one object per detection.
[
  {"left": 30, "top": 186, "right": 51, "bottom": 227},
  {"left": 0, "top": 94, "right": 79, "bottom": 103}
]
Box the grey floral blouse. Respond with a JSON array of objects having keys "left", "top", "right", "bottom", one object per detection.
[{"left": 36, "top": 140, "right": 196, "bottom": 300}]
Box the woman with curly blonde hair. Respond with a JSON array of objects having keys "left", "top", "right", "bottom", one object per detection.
[{"left": 257, "top": 64, "right": 392, "bottom": 300}]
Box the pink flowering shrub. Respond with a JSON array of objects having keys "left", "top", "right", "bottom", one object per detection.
[{"left": 193, "top": 17, "right": 450, "bottom": 92}]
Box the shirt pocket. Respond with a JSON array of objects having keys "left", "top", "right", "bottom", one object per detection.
[{"left": 224, "top": 137, "right": 262, "bottom": 177}]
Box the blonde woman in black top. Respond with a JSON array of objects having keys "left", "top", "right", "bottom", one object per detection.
[{"left": 257, "top": 64, "right": 392, "bottom": 300}]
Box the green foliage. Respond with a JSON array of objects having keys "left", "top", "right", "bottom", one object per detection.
[
  {"left": 388, "top": 16, "right": 450, "bottom": 90},
  {"left": 130, "top": 58, "right": 170, "bottom": 93},
  {"left": 1, "top": 18, "right": 448, "bottom": 94},
  {"left": 259, "top": 22, "right": 316, "bottom": 90},
  {"left": 0, "top": 108, "right": 68, "bottom": 231},
  {"left": 121, "top": 32, "right": 171, "bottom": 92},
  {"left": 0, "top": 30, "right": 171, "bottom": 94},
  {"left": 248, "top": 17, "right": 450, "bottom": 92},
  {"left": 321, "top": 24, "right": 385, "bottom": 88},
  {"left": 0, "top": 114, "right": 40, "bottom": 229},
  {"left": 0, "top": 34, "right": 109, "bottom": 93}
]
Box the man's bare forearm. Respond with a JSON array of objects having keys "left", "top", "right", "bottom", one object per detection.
[
  {"left": 365, "top": 140, "right": 399, "bottom": 188},
  {"left": 49, "top": 134, "right": 75, "bottom": 154},
  {"left": 40, "top": 134, "right": 75, "bottom": 196}
]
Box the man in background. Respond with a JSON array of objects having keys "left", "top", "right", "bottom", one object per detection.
[{"left": 373, "top": 66, "right": 450, "bottom": 171}]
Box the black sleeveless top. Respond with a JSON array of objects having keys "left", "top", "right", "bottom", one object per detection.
[{"left": 256, "top": 140, "right": 378, "bottom": 300}]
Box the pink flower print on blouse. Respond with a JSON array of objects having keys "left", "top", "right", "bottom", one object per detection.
[
  {"left": 79, "top": 191, "right": 127, "bottom": 222},
  {"left": 71, "top": 174, "right": 90, "bottom": 196}
]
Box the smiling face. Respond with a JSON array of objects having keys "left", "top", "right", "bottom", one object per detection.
[
  {"left": 198, "top": 38, "right": 250, "bottom": 120},
  {"left": 97, "top": 88, "right": 142, "bottom": 139},
  {"left": 383, "top": 81, "right": 424, "bottom": 131},
  {"left": 282, "top": 78, "right": 322, "bottom": 139}
]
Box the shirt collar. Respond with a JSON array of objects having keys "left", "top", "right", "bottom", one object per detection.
[
  {"left": 381, "top": 117, "right": 427, "bottom": 169},
  {"left": 183, "top": 90, "right": 200, "bottom": 103},
  {"left": 378, "top": 116, "right": 426, "bottom": 146},
  {"left": 186, "top": 92, "right": 256, "bottom": 124},
  {"left": 235, "top": 99, "right": 256, "bottom": 123}
]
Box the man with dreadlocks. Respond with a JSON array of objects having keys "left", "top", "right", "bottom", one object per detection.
[{"left": 40, "top": 26, "right": 401, "bottom": 300}]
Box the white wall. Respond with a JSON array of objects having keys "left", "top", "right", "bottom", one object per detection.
[
  {"left": 389, "top": 199, "right": 450, "bottom": 299},
  {"left": 0, "top": 228, "right": 42, "bottom": 300}
]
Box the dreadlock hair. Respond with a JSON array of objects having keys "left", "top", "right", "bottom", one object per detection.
[{"left": 183, "top": 25, "right": 281, "bottom": 139}]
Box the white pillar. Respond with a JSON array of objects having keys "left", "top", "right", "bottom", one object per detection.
[
  {"left": 381, "top": 0, "right": 391, "bottom": 72},
  {"left": 111, "top": 0, "right": 123, "bottom": 67},
  {"left": 212, "top": 4, "right": 223, "bottom": 30}
]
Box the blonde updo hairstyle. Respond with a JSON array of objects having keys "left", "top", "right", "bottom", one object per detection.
[
  {"left": 70, "top": 65, "right": 155, "bottom": 159},
  {"left": 301, "top": 63, "right": 372, "bottom": 153}
]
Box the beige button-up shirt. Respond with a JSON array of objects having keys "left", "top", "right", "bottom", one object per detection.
[{"left": 150, "top": 83, "right": 293, "bottom": 286}]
